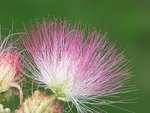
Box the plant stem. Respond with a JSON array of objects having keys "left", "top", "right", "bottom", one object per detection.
[
  {"left": 39, "top": 95, "right": 57, "bottom": 113},
  {"left": 10, "top": 82, "right": 23, "bottom": 106}
]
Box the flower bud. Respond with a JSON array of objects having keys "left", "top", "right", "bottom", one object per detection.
[{"left": 0, "top": 104, "right": 11, "bottom": 113}]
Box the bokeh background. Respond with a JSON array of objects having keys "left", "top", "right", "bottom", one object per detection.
[{"left": 0, "top": 0, "right": 150, "bottom": 113}]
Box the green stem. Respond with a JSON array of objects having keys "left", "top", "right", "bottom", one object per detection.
[
  {"left": 10, "top": 83, "right": 23, "bottom": 106},
  {"left": 39, "top": 95, "right": 57, "bottom": 113}
]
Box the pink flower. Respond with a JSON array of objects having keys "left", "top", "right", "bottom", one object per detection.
[
  {"left": 0, "top": 38, "right": 23, "bottom": 104},
  {"left": 15, "top": 90, "right": 63, "bottom": 113},
  {"left": 22, "top": 20, "right": 134, "bottom": 112}
]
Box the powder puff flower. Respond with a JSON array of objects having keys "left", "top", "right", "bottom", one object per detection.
[
  {"left": 22, "top": 20, "right": 134, "bottom": 112},
  {"left": 0, "top": 37, "right": 23, "bottom": 104},
  {"left": 15, "top": 90, "right": 63, "bottom": 113}
]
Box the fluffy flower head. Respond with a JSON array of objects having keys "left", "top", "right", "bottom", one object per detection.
[
  {"left": 22, "top": 20, "right": 133, "bottom": 112},
  {"left": 0, "top": 38, "right": 22, "bottom": 93},
  {"left": 15, "top": 90, "right": 63, "bottom": 113},
  {"left": 0, "top": 36, "right": 23, "bottom": 105}
]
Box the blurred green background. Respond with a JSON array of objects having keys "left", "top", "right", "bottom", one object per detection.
[{"left": 0, "top": 0, "right": 150, "bottom": 113}]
